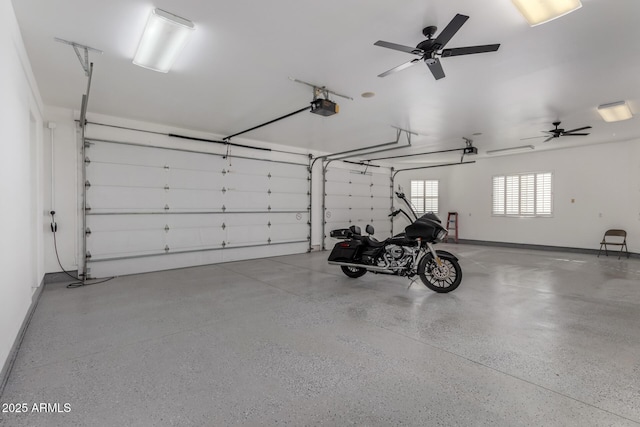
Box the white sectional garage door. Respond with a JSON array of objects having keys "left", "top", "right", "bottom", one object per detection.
[
  {"left": 323, "top": 163, "right": 392, "bottom": 249},
  {"left": 84, "top": 139, "right": 309, "bottom": 277}
]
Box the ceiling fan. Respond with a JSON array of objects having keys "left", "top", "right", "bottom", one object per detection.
[
  {"left": 522, "top": 121, "right": 592, "bottom": 143},
  {"left": 374, "top": 13, "right": 500, "bottom": 80}
]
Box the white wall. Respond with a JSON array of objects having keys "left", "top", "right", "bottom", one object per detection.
[
  {"left": 395, "top": 140, "right": 640, "bottom": 252},
  {"left": 0, "top": 0, "right": 44, "bottom": 373},
  {"left": 43, "top": 106, "right": 79, "bottom": 273}
]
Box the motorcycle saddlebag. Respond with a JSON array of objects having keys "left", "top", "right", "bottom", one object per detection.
[{"left": 328, "top": 239, "right": 363, "bottom": 262}]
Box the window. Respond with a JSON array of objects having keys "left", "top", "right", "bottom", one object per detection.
[
  {"left": 492, "top": 172, "right": 552, "bottom": 216},
  {"left": 411, "top": 180, "right": 438, "bottom": 214}
]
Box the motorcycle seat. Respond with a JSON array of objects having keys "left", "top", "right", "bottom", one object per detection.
[{"left": 363, "top": 236, "right": 386, "bottom": 248}]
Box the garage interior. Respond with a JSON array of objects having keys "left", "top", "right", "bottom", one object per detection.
[{"left": 1, "top": 0, "right": 639, "bottom": 425}]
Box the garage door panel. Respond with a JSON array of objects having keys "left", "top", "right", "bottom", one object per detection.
[
  {"left": 348, "top": 194, "right": 376, "bottom": 204},
  {"left": 267, "top": 193, "right": 308, "bottom": 210},
  {"left": 164, "top": 151, "right": 222, "bottom": 171},
  {"left": 223, "top": 191, "right": 270, "bottom": 210},
  {"left": 87, "top": 214, "right": 167, "bottom": 231},
  {"left": 169, "top": 169, "right": 221, "bottom": 190},
  {"left": 226, "top": 224, "right": 271, "bottom": 245},
  {"left": 167, "top": 214, "right": 222, "bottom": 228},
  {"left": 226, "top": 158, "right": 273, "bottom": 174},
  {"left": 166, "top": 227, "right": 225, "bottom": 249},
  {"left": 87, "top": 187, "right": 166, "bottom": 211},
  {"left": 270, "top": 223, "right": 308, "bottom": 240},
  {"left": 371, "top": 173, "right": 390, "bottom": 187},
  {"left": 225, "top": 176, "right": 271, "bottom": 193},
  {"left": 371, "top": 197, "right": 391, "bottom": 209},
  {"left": 88, "top": 163, "right": 166, "bottom": 187},
  {"left": 324, "top": 181, "right": 351, "bottom": 197},
  {"left": 371, "top": 186, "right": 390, "bottom": 197},
  {"left": 168, "top": 189, "right": 220, "bottom": 210},
  {"left": 87, "top": 229, "right": 165, "bottom": 256},
  {"left": 270, "top": 163, "right": 308, "bottom": 179},
  {"left": 87, "top": 142, "right": 167, "bottom": 166},
  {"left": 268, "top": 176, "right": 308, "bottom": 193},
  {"left": 325, "top": 195, "right": 354, "bottom": 210}
]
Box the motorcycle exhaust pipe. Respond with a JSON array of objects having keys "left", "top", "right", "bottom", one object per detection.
[{"left": 328, "top": 261, "right": 395, "bottom": 274}]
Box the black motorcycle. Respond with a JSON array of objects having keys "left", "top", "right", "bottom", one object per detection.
[{"left": 327, "top": 192, "right": 462, "bottom": 293}]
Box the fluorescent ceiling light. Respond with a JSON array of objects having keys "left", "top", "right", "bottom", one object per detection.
[
  {"left": 511, "top": 0, "right": 582, "bottom": 26},
  {"left": 486, "top": 145, "right": 535, "bottom": 155},
  {"left": 597, "top": 101, "right": 633, "bottom": 122},
  {"left": 133, "top": 8, "right": 195, "bottom": 73}
]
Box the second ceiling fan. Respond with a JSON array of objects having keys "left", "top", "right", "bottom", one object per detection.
[
  {"left": 522, "top": 121, "right": 592, "bottom": 142},
  {"left": 374, "top": 13, "right": 500, "bottom": 80}
]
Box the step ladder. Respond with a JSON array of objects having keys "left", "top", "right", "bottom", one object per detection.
[{"left": 446, "top": 212, "right": 458, "bottom": 243}]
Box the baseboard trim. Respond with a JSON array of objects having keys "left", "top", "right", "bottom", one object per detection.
[
  {"left": 456, "top": 239, "right": 638, "bottom": 258},
  {"left": 0, "top": 278, "right": 46, "bottom": 399},
  {"left": 44, "top": 270, "right": 79, "bottom": 284}
]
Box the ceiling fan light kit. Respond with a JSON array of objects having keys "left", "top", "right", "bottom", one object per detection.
[
  {"left": 597, "top": 101, "right": 634, "bottom": 122},
  {"left": 133, "top": 8, "right": 195, "bottom": 73},
  {"left": 511, "top": 0, "right": 582, "bottom": 26}
]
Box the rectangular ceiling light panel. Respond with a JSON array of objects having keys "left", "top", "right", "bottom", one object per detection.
[
  {"left": 133, "top": 8, "right": 195, "bottom": 73},
  {"left": 597, "top": 101, "right": 633, "bottom": 122},
  {"left": 511, "top": 0, "right": 582, "bottom": 26}
]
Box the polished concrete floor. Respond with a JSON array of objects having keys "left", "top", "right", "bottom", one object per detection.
[{"left": 2, "top": 244, "right": 640, "bottom": 426}]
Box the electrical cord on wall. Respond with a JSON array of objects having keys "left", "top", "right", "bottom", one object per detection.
[{"left": 50, "top": 211, "right": 115, "bottom": 288}]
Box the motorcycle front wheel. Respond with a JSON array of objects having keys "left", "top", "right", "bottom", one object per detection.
[
  {"left": 417, "top": 254, "right": 462, "bottom": 293},
  {"left": 341, "top": 266, "right": 367, "bottom": 278}
]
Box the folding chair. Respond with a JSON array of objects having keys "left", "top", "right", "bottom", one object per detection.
[{"left": 597, "top": 229, "right": 629, "bottom": 259}]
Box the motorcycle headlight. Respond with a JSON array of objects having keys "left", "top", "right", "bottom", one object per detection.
[{"left": 436, "top": 229, "right": 447, "bottom": 242}]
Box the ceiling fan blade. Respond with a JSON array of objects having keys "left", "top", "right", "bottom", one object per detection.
[
  {"left": 377, "top": 59, "right": 421, "bottom": 77},
  {"left": 374, "top": 40, "right": 423, "bottom": 55},
  {"left": 441, "top": 44, "right": 500, "bottom": 57},
  {"left": 543, "top": 136, "right": 555, "bottom": 142},
  {"left": 426, "top": 58, "right": 445, "bottom": 80},
  {"left": 520, "top": 136, "right": 548, "bottom": 140},
  {"left": 562, "top": 133, "right": 590, "bottom": 136},
  {"left": 563, "top": 126, "right": 592, "bottom": 133},
  {"left": 434, "top": 14, "right": 469, "bottom": 48}
]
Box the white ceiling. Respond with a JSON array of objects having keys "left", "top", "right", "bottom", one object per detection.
[{"left": 12, "top": 0, "right": 640, "bottom": 163}]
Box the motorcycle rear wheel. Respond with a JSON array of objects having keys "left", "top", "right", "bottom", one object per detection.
[
  {"left": 418, "top": 254, "right": 462, "bottom": 293},
  {"left": 341, "top": 266, "right": 367, "bottom": 278}
]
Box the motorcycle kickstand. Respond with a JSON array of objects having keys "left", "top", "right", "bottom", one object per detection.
[{"left": 407, "top": 277, "right": 419, "bottom": 290}]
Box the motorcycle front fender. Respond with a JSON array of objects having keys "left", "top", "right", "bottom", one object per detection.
[{"left": 435, "top": 249, "right": 458, "bottom": 261}]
